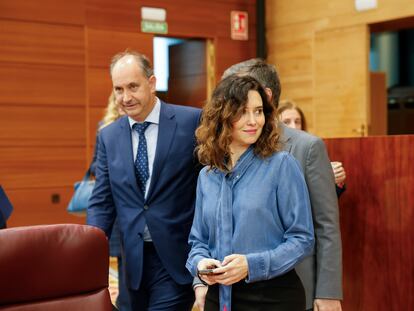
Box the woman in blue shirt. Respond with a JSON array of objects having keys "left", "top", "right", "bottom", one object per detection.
[{"left": 186, "top": 75, "right": 314, "bottom": 311}]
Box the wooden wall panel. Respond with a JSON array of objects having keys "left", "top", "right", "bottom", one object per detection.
[
  {"left": 0, "top": 147, "right": 86, "bottom": 189},
  {"left": 150, "top": 0, "right": 218, "bottom": 37},
  {"left": 0, "top": 20, "right": 84, "bottom": 66},
  {"left": 0, "top": 106, "right": 85, "bottom": 147},
  {"left": 266, "top": 22, "right": 314, "bottom": 78},
  {"left": 369, "top": 72, "right": 387, "bottom": 135},
  {"left": 266, "top": 0, "right": 414, "bottom": 137},
  {"left": 215, "top": 38, "right": 256, "bottom": 79},
  {"left": 314, "top": 25, "right": 369, "bottom": 137},
  {"left": 86, "top": 0, "right": 256, "bottom": 38},
  {"left": 268, "top": 0, "right": 414, "bottom": 29},
  {"left": 87, "top": 28, "right": 153, "bottom": 68},
  {"left": 328, "top": 1, "right": 414, "bottom": 30},
  {"left": 279, "top": 76, "right": 313, "bottom": 104},
  {"left": 325, "top": 135, "right": 414, "bottom": 310},
  {"left": 0, "top": 63, "right": 85, "bottom": 107},
  {"left": 88, "top": 67, "right": 113, "bottom": 107},
  {"left": 0, "top": 0, "right": 85, "bottom": 25},
  {"left": 85, "top": 0, "right": 141, "bottom": 32},
  {"left": 267, "top": 23, "right": 314, "bottom": 128},
  {"left": 6, "top": 187, "right": 85, "bottom": 227},
  {"left": 267, "top": 1, "right": 354, "bottom": 28},
  {"left": 162, "top": 0, "right": 256, "bottom": 39}
]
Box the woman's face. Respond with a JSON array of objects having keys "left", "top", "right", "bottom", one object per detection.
[
  {"left": 280, "top": 108, "right": 302, "bottom": 130},
  {"left": 230, "top": 90, "right": 265, "bottom": 154}
]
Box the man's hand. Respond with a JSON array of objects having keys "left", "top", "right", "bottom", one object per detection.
[
  {"left": 313, "top": 298, "right": 342, "bottom": 311},
  {"left": 194, "top": 285, "right": 208, "bottom": 311},
  {"left": 331, "top": 162, "right": 346, "bottom": 186}
]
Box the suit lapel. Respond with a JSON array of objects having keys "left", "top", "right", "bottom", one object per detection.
[
  {"left": 147, "top": 102, "right": 176, "bottom": 200},
  {"left": 117, "top": 117, "right": 141, "bottom": 194}
]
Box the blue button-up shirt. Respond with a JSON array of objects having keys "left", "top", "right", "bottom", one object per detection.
[{"left": 186, "top": 148, "right": 314, "bottom": 310}]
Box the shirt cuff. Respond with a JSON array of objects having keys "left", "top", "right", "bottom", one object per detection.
[
  {"left": 193, "top": 283, "right": 207, "bottom": 290},
  {"left": 245, "top": 253, "right": 267, "bottom": 282}
]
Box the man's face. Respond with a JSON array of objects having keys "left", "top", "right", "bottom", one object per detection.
[{"left": 112, "top": 56, "right": 156, "bottom": 122}]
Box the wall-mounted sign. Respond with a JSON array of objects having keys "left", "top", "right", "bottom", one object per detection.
[
  {"left": 141, "top": 7, "right": 168, "bottom": 34},
  {"left": 231, "top": 11, "right": 248, "bottom": 41},
  {"left": 141, "top": 7, "right": 166, "bottom": 21},
  {"left": 355, "top": 0, "right": 377, "bottom": 12},
  {"left": 141, "top": 20, "right": 168, "bottom": 34}
]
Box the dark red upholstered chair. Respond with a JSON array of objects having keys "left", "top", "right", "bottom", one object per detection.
[{"left": 0, "top": 224, "right": 113, "bottom": 310}]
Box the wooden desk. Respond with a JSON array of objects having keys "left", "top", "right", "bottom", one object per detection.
[{"left": 325, "top": 135, "right": 414, "bottom": 311}]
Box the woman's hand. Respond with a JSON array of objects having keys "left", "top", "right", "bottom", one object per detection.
[
  {"left": 210, "top": 254, "right": 248, "bottom": 286},
  {"left": 197, "top": 258, "right": 223, "bottom": 285}
]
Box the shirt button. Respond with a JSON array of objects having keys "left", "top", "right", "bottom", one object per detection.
[{"left": 143, "top": 205, "right": 149, "bottom": 210}]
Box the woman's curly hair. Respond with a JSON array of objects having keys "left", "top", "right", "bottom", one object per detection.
[{"left": 196, "top": 75, "right": 281, "bottom": 172}]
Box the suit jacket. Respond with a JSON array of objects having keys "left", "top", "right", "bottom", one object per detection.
[
  {"left": 281, "top": 123, "right": 342, "bottom": 309},
  {"left": 87, "top": 101, "right": 201, "bottom": 290},
  {"left": 0, "top": 186, "right": 13, "bottom": 229},
  {"left": 90, "top": 122, "right": 122, "bottom": 258}
]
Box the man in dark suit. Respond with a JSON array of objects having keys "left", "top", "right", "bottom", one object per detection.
[
  {"left": 194, "top": 60, "right": 342, "bottom": 311},
  {"left": 0, "top": 186, "right": 13, "bottom": 229},
  {"left": 87, "top": 51, "right": 201, "bottom": 311}
]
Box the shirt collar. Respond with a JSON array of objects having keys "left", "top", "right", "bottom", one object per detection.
[
  {"left": 231, "top": 146, "right": 255, "bottom": 175},
  {"left": 128, "top": 97, "right": 161, "bottom": 129}
]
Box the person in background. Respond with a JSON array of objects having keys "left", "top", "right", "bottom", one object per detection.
[
  {"left": 87, "top": 50, "right": 201, "bottom": 311},
  {"left": 277, "top": 99, "right": 347, "bottom": 197},
  {"left": 187, "top": 75, "right": 314, "bottom": 311},
  {"left": 0, "top": 185, "right": 13, "bottom": 229},
  {"left": 192, "top": 59, "right": 342, "bottom": 311},
  {"left": 90, "top": 92, "right": 131, "bottom": 311},
  {"left": 90, "top": 92, "right": 123, "bottom": 173}
]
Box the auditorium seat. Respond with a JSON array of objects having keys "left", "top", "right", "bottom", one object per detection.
[{"left": 0, "top": 224, "right": 113, "bottom": 310}]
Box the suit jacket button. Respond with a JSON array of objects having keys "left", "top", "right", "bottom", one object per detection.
[{"left": 143, "top": 205, "right": 149, "bottom": 210}]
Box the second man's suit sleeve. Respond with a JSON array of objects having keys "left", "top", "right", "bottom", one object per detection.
[{"left": 305, "top": 137, "right": 343, "bottom": 300}]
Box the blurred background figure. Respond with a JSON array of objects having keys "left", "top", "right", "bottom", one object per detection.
[
  {"left": 91, "top": 92, "right": 131, "bottom": 311},
  {"left": 277, "top": 100, "right": 347, "bottom": 197},
  {"left": 0, "top": 186, "right": 14, "bottom": 229}
]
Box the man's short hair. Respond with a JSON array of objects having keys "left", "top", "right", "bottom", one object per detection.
[
  {"left": 110, "top": 50, "right": 154, "bottom": 78},
  {"left": 222, "top": 58, "right": 281, "bottom": 108}
]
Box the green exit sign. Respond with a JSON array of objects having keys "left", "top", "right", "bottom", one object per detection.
[{"left": 141, "top": 20, "right": 168, "bottom": 34}]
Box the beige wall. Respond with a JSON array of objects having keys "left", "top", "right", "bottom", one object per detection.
[{"left": 266, "top": 0, "right": 414, "bottom": 137}]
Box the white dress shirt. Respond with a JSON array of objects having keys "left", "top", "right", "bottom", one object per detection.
[{"left": 128, "top": 98, "right": 161, "bottom": 241}]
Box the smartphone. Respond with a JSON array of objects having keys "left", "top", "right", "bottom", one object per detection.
[
  {"left": 198, "top": 267, "right": 224, "bottom": 275},
  {"left": 198, "top": 268, "right": 216, "bottom": 275}
]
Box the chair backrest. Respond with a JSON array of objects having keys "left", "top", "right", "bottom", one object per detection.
[{"left": 0, "top": 224, "right": 112, "bottom": 310}]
